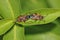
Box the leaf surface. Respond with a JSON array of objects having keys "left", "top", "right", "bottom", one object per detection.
[
  {"left": 25, "top": 18, "right": 60, "bottom": 40},
  {"left": 20, "top": 0, "right": 48, "bottom": 12},
  {"left": 17, "top": 9, "right": 60, "bottom": 26},
  {"left": 0, "top": 0, "right": 21, "bottom": 19},
  {"left": 47, "top": 0, "right": 60, "bottom": 8},
  {"left": 0, "top": 19, "right": 14, "bottom": 35},
  {"left": 3, "top": 25, "right": 24, "bottom": 40}
]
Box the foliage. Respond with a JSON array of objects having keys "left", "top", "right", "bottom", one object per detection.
[{"left": 0, "top": 0, "right": 60, "bottom": 40}]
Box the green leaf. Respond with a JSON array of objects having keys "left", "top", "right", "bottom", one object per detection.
[
  {"left": 44, "top": 11, "right": 60, "bottom": 24},
  {"left": 0, "top": 19, "right": 14, "bottom": 35},
  {"left": 51, "top": 19, "right": 60, "bottom": 35},
  {"left": 0, "top": 16, "right": 2, "bottom": 20},
  {"left": 17, "top": 9, "right": 60, "bottom": 26},
  {"left": 25, "top": 33, "right": 60, "bottom": 40},
  {"left": 47, "top": 0, "right": 60, "bottom": 8},
  {"left": 25, "top": 18, "right": 60, "bottom": 40},
  {"left": 0, "top": 0, "right": 21, "bottom": 19},
  {"left": 20, "top": 0, "right": 48, "bottom": 12},
  {"left": 3, "top": 25, "right": 24, "bottom": 40}
]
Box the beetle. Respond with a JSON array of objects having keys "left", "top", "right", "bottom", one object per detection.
[
  {"left": 30, "top": 13, "right": 44, "bottom": 20},
  {"left": 17, "top": 15, "right": 28, "bottom": 22},
  {"left": 25, "top": 13, "right": 44, "bottom": 20},
  {"left": 17, "top": 13, "right": 44, "bottom": 22}
]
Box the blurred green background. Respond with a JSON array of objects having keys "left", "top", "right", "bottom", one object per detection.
[{"left": 20, "top": 0, "right": 60, "bottom": 13}]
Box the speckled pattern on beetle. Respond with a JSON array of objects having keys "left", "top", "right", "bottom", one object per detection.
[{"left": 17, "top": 13, "right": 44, "bottom": 22}]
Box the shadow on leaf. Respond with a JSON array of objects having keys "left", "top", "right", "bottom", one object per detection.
[
  {"left": 25, "top": 23, "right": 56, "bottom": 35},
  {"left": 56, "top": 17, "right": 60, "bottom": 23},
  {"left": 0, "top": 36, "right": 3, "bottom": 40}
]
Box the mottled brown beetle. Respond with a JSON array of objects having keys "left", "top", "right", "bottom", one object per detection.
[
  {"left": 17, "top": 13, "right": 44, "bottom": 22},
  {"left": 31, "top": 13, "right": 44, "bottom": 20},
  {"left": 17, "top": 15, "right": 28, "bottom": 22}
]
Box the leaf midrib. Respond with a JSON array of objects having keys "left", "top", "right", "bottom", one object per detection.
[
  {"left": 14, "top": 26, "right": 17, "bottom": 40},
  {"left": 7, "top": 0, "right": 19, "bottom": 40},
  {"left": 7, "top": 0, "right": 15, "bottom": 19}
]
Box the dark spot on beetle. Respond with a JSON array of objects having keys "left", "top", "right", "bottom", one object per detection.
[{"left": 26, "top": 15, "right": 33, "bottom": 19}]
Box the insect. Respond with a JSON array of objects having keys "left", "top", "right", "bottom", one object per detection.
[
  {"left": 17, "top": 15, "right": 28, "bottom": 22},
  {"left": 17, "top": 13, "right": 44, "bottom": 22},
  {"left": 30, "top": 13, "right": 44, "bottom": 20}
]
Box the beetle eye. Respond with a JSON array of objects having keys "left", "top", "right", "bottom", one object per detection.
[{"left": 26, "top": 15, "right": 33, "bottom": 19}]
